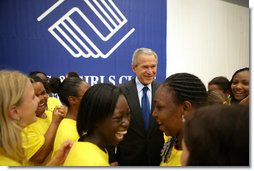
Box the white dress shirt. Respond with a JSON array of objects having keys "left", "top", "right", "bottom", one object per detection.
[{"left": 135, "top": 77, "right": 152, "bottom": 111}]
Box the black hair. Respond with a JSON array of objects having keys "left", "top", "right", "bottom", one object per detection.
[
  {"left": 66, "top": 71, "right": 79, "bottom": 78},
  {"left": 230, "top": 67, "right": 250, "bottom": 103},
  {"left": 230, "top": 67, "right": 249, "bottom": 83},
  {"left": 163, "top": 73, "right": 208, "bottom": 108},
  {"left": 28, "top": 71, "right": 47, "bottom": 77},
  {"left": 29, "top": 75, "right": 48, "bottom": 92},
  {"left": 57, "top": 77, "right": 83, "bottom": 108},
  {"left": 48, "top": 77, "right": 61, "bottom": 94},
  {"left": 29, "top": 71, "right": 49, "bottom": 93},
  {"left": 184, "top": 104, "right": 249, "bottom": 166},
  {"left": 208, "top": 76, "right": 230, "bottom": 93},
  {"left": 76, "top": 83, "right": 123, "bottom": 138}
]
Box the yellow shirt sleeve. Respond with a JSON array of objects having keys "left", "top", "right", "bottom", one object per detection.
[{"left": 22, "top": 125, "right": 45, "bottom": 160}]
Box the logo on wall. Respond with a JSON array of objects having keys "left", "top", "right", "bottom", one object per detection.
[
  {"left": 37, "top": 0, "right": 135, "bottom": 59},
  {"left": 1, "top": 0, "right": 166, "bottom": 84}
]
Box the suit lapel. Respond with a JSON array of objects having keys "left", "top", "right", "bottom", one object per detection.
[
  {"left": 123, "top": 80, "right": 147, "bottom": 134},
  {"left": 147, "top": 81, "right": 160, "bottom": 133},
  {"left": 121, "top": 79, "right": 161, "bottom": 135}
]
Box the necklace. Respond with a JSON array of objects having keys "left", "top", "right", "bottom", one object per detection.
[{"left": 161, "top": 136, "right": 178, "bottom": 163}]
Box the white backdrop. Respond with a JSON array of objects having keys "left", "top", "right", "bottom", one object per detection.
[
  {"left": 0, "top": 0, "right": 252, "bottom": 169},
  {"left": 166, "top": 0, "right": 249, "bottom": 88}
]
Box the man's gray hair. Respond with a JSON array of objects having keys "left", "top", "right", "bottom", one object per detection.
[{"left": 131, "top": 48, "right": 158, "bottom": 66}]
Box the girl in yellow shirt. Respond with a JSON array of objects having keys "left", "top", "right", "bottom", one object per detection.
[
  {"left": 52, "top": 77, "right": 89, "bottom": 157},
  {"left": 0, "top": 70, "right": 72, "bottom": 166},
  {"left": 64, "top": 83, "right": 130, "bottom": 166},
  {"left": 22, "top": 76, "right": 67, "bottom": 165}
]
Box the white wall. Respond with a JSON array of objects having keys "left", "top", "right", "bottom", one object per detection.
[{"left": 166, "top": 0, "right": 249, "bottom": 88}]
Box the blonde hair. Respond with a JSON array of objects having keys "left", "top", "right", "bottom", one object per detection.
[
  {"left": 131, "top": 48, "right": 158, "bottom": 66},
  {"left": 0, "top": 70, "right": 29, "bottom": 164}
]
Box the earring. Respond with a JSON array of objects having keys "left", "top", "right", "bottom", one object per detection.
[{"left": 181, "top": 114, "right": 185, "bottom": 123}]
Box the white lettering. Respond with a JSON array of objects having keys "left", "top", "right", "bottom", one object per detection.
[
  {"left": 83, "top": 76, "right": 90, "bottom": 83},
  {"left": 51, "top": 75, "right": 132, "bottom": 85},
  {"left": 108, "top": 75, "right": 115, "bottom": 85},
  {"left": 90, "top": 76, "right": 99, "bottom": 85},
  {"left": 119, "top": 75, "right": 132, "bottom": 84},
  {"left": 59, "top": 75, "right": 65, "bottom": 82}
]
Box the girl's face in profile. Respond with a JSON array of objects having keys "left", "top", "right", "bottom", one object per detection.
[{"left": 98, "top": 94, "right": 130, "bottom": 146}]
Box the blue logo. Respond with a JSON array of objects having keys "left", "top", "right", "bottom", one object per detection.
[
  {"left": 38, "top": 0, "right": 135, "bottom": 59},
  {"left": 0, "top": 0, "right": 166, "bottom": 85}
]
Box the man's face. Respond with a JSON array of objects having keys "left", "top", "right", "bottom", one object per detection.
[{"left": 132, "top": 53, "right": 157, "bottom": 85}]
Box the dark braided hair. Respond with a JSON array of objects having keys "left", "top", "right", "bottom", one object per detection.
[{"left": 163, "top": 73, "right": 208, "bottom": 108}]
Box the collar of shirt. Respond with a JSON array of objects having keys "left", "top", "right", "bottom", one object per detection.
[
  {"left": 135, "top": 77, "right": 152, "bottom": 93},
  {"left": 135, "top": 77, "right": 152, "bottom": 108}
]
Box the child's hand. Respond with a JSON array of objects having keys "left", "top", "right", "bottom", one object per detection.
[{"left": 52, "top": 105, "right": 68, "bottom": 123}]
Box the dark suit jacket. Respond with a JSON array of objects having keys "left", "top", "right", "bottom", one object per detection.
[{"left": 113, "top": 78, "right": 164, "bottom": 166}]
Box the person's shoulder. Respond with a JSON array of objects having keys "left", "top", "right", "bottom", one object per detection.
[
  {"left": 118, "top": 79, "right": 135, "bottom": 88},
  {"left": 152, "top": 80, "right": 161, "bottom": 88}
]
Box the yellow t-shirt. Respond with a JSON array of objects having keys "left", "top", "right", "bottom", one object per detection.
[
  {"left": 160, "top": 135, "right": 182, "bottom": 166},
  {"left": 22, "top": 110, "right": 52, "bottom": 165},
  {"left": 52, "top": 118, "right": 79, "bottom": 158},
  {"left": 160, "top": 147, "right": 182, "bottom": 166},
  {"left": 63, "top": 142, "right": 109, "bottom": 166},
  {"left": 0, "top": 153, "right": 22, "bottom": 166},
  {"left": 47, "top": 97, "right": 62, "bottom": 112},
  {"left": 164, "top": 134, "right": 170, "bottom": 142}
]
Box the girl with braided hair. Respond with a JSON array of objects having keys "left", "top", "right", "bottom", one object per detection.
[{"left": 152, "top": 73, "right": 208, "bottom": 166}]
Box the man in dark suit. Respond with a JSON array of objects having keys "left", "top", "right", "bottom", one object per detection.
[{"left": 108, "top": 48, "right": 164, "bottom": 166}]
